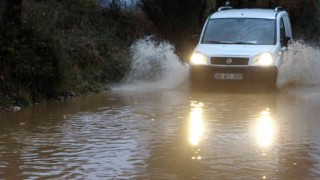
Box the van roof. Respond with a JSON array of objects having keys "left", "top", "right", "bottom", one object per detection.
[{"left": 210, "top": 9, "right": 281, "bottom": 19}]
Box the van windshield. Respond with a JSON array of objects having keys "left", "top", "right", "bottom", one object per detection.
[{"left": 202, "top": 18, "right": 275, "bottom": 45}]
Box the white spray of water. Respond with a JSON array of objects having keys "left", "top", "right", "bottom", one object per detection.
[
  {"left": 113, "top": 36, "right": 189, "bottom": 91},
  {"left": 277, "top": 41, "right": 320, "bottom": 89}
]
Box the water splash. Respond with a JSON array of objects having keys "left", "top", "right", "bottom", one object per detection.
[
  {"left": 114, "top": 37, "right": 320, "bottom": 91},
  {"left": 113, "top": 36, "right": 189, "bottom": 91},
  {"left": 277, "top": 40, "right": 320, "bottom": 89}
]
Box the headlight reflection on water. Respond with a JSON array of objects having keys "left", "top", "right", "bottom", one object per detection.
[
  {"left": 189, "top": 102, "right": 205, "bottom": 161},
  {"left": 189, "top": 102, "right": 205, "bottom": 146},
  {"left": 256, "top": 109, "right": 275, "bottom": 148}
]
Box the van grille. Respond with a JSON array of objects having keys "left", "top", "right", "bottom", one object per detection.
[{"left": 210, "top": 57, "right": 249, "bottom": 65}]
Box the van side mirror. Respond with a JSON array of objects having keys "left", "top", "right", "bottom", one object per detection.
[{"left": 281, "top": 36, "right": 291, "bottom": 47}]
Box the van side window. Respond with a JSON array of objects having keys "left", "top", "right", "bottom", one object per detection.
[{"left": 280, "top": 18, "right": 286, "bottom": 46}]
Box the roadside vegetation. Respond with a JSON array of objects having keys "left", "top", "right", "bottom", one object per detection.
[
  {"left": 0, "top": 0, "right": 319, "bottom": 111},
  {"left": 0, "top": 0, "right": 152, "bottom": 110}
]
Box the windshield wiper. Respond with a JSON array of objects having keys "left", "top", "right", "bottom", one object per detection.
[
  {"left": 204, "top": 40, "right": 239, "bottom": 44},
  {"left": 203, "top": 40, "right": 256, "bottom": 44},
  {"left": 203, "top": 40, "right": 223, "bottom": 44},
  {"left": 230, "top": 41, "right": 256, "bottom": 45}
]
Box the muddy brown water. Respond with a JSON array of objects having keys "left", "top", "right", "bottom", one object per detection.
[{"left": 1, "top": 87, "right": 320, "bottom": 179}]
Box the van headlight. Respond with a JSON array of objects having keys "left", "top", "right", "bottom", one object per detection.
[
  {"left": 253, "top": 53, "right": 273, "bottom": 66},
  {"left": 190, "top": 52, "right": 207, "bottom": 65}
]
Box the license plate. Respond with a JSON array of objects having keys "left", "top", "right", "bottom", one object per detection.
[{"left": 214, "top": 73, "right": 243, "bottom": 80}]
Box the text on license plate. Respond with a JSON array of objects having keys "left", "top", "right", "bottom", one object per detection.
[{"left": 214, "top": 73, "right": 243, "bottom": 80}]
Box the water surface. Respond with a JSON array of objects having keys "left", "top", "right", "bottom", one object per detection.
[{"left": 1, "top": 87, "right": 320, "bottom": 179}]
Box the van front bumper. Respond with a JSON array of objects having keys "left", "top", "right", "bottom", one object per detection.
[{"left": 190, "top": 65, "right": 278, "bottom": 85}]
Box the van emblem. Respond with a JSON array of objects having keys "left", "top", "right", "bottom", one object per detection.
[{"left": 226, "top": 58, "right": 233, "bottom": 64}]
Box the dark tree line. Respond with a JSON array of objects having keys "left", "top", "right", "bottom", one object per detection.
[
  {"left": 1, "top": 0, "right": 22, "bottom": 85},
  {"left": 2, "top": 0, "right": 23, "bottom": 29},
  {"left": 139, "top": 0, "right": 209, "bottom": 59},
  {"left": 139, "top": 0, "right": 208, "bottom": 35}
]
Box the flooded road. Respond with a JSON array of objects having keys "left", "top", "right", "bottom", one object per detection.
[
  {"left": 1, "top": 87, "right": 320, "bottom": 179},
  {"left": 1, "top": 38, "right": 320, "bottom": 179}
]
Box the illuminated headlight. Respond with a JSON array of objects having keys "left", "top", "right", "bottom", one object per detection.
[
  {"left": 253, "top": 53, "right": 274, "bottom": 66},
  {"left": 190, "top": 52, "right": 207, "bottom": 65}
]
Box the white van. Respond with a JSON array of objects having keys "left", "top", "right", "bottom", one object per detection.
[{"left": 190, "top": 6, "right": 292, "bottom": 88}]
